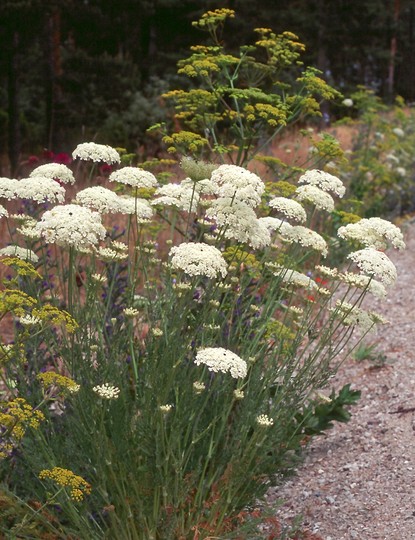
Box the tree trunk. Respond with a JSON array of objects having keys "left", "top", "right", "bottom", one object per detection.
[
  {"left": 8, "top": 30, "right": 21, "bottom": 175},
  {"left": 387, "top": 0, "right": 401, "bottom": 98},
  {"left": 45, "top": 8, "right": 63, "bottom": 151}
]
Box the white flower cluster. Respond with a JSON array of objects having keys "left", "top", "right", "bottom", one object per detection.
[
  {"left": 15, "top": 177, "right": 66, "bottom": 204},
  {"left": 258, "top": 217, "right": 285, "bottom": 232},
  {"left": 295, "top": 184, "right": 335, "bottom": 212},
  {"left": 315, "top": 265, "right": 338, "bottom": 277},
  {"left": 75, "top": 186, "right": 124, "bottom": 214},
  {"left": 109, "top": 167, "right": 158, "bottom": 189},
  {"left": 332, "top": 300, "right": 385, "bottom": 334},
  {"left": 195, "top": 347, "right": 247, "bottom": 379},
  {"left": 152, "top": 183, "right": 199, "bottom": 212},
  {"left": 72, "top": 142, "right": 120, "bottom": 164},
  {"left": 256, "top": 414, "right": 274, "bottom": 427},
  {"left": 169, "top": 242, "right": 227, "bottom": 279},
  {"left": 347, "top": 248, "right": 397, "bottom": 286},
  {"left": 268, "top": 197, "right": 307, "bottom": 223},
  {"left": 210, "top": 164, "right": 265, "bottom": 207},
  {"left": 338, "top": 217, "right": 405, "bottom": 250},
  {"left": 30, "top": 163, "right": 75, "bottom": 185},
  {"left": 268, "top": 264, "right": 317, "bottom": 289},
  {"left": 0, "top": 245, "right": 39, "bottom": 263},
  {"left": 180, "top": 177, "right": 216, "bottom": 195},
  {"left": 159, "top": 404, "right": 173, "bottom": 413},
  {"left": 298, "top": 169, "right": 346, "bottom": 198},
  {"left": 206, "top": 199, "right": 271, "bottom": 249},
  {"left": 36, "top": 204, "right": 106, "bottom": 250},
  {"left": 18, "top": 314, "right": 41, "bottom": 326},
  {"left": 279, "top": 225, "right": 328, "bottom": 256},
  {"left": 96, "top": 247, "right": 128, "bottom": 261},
  {"left": 0, "top": 204, "right": 8, "bottom": 218},
  {"left": 339, "top": 272, "right": 387, "bottom": 299},
  {"left": 93, "top": 383, "right": 120, "bottom": 400},
  {"left": 0, "top": 177, "right": 19, "bottom": 199},
  {"left": 117, "top": 196, "right": 154, "bottom": 220}
]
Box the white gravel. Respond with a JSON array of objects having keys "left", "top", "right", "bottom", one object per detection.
[{"left": 266, "top": 219, "right": 415, "bottom": 540}]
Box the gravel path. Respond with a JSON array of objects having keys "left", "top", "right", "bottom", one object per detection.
[{"left": 266, "top": 220, "right": 415, "bottom": 540}]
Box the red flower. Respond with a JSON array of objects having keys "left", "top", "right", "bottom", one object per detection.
[{"left": 53, "top": 152, "right": 72, "bottom": 165}]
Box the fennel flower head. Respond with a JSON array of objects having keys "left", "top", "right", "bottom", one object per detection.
[
  {"left": 210, "top": 164, "right": 265, "bottom": 207},
  {"left": 36, "top": 204, "right": 106, "bottom": 250},
  {"left": 30, "top": 163, "right": 75, "bottom": 185},
  {"left": 195, "top": 347, "right": 247, "bottom": 379},
  {"left": 298, "top": 169, "right": 346, "bottom": 198},
  {"left": 347, "top": 248, "right": 397, "bottom": 286},
  {"left": 14, "top": 177, "right": 66, "bottom": 204},
  {"left": 109, "top": 167, "right": 158, "bottom": 189},
  {"left": 169, "top": 242, "right": 227, "bottom": 279},
  {"left": 72, "top": 142, "right": 120, "bottom": 164}
]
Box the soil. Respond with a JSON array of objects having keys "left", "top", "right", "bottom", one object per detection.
[{"left": 266, "top": 218, "right": 415, "bottom": 540}]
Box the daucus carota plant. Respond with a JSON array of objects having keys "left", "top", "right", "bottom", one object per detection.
[{"left": 0, "top": 141, "right": 404, "bottom": 538}]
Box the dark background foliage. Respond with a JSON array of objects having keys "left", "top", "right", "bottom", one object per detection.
[{"left": 1, "top": 0, "right": 413, "bottom": 172}]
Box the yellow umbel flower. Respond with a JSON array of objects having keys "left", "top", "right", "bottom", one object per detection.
[
  {"left": 32, "top": 304, "right": 78, "bottom": 333},
  {"left": 38, "top": 467, "right": 91, "bottom": 501},
  {"left": 0, "top": 257, "right": 41, "bottom": 279},
  {"left": 0, "top": 289, "right": 37, "bottom": 317},
  {"left": 37, "top": 372, "right": 80, "bottom": 395},
  {"left": 0, "top": 398, "right": 44, "bottom": 458}
]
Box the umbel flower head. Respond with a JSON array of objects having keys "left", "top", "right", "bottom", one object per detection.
[
  {"left": 169, "top": 242, "right": 227, "bottom": 279},
  {"left": 38, "top": 467, "right": 91, "bottom": 501},
  {"left": 93, "top": 383, "right": 120, "bottom": 400},
  {"left": 298, "top": 169, "right": 346, "bottom": 198},
  {"left": 210, "top": 164, "right": 265, "bottom": 207},
  {"left": 72, "top": 142, "right": 120, "bottom": 164},
  {"left": 268, "top": 197, "right": 307, "bottom": 223},
  {"left": 0, "top": 245, "right": 39, "bottom": 263},
  {"left": 36, "top": 204, "right": 106, "bottom": 250},
  {"left": 109, "top": 167, "right": 158, "bottom": 189},
  {"left": 195, "top": 347, "right": 247, "bottom": 378},
  {"left": 206, "top": 198, "right": 271, "bottom": 249},
  {"left": 75, "top": 186, "right": 124, "bottom": 214},
  {"left": 0, "top": 177, "right": 19, "bottom": 199},
  {"left": 152, "top": 183, "right": 200, "bottom": 212},
  {"left": 14, "top": 177, "right": 66, "bottom": 204},
  {"left": 30, "top": 163, "right": 75, "bottom": 185},
  {"left": 347, "top": 248, "right": 397, "bottom": 286},
  {"left": 279, "top": 224, "right": 328, "bottom": 256},
  {"left": 338, "top": 217, "right": 405, "bottom": 250},
  {"left": 295, "top": 184, "right": 335, "bottom": 212}
]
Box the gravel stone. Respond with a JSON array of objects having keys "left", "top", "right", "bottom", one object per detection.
[{"left": 267, "top": 219, "right": 415, "bottom": 540}]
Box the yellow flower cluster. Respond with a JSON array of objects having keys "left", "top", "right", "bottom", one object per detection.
[
  {"left": 0, "top": 398, "right": 44, "bottom": 458},
  {"left": 162, "top": 131, "right": 208, "bottom": 154},
  {"left": 38, "top": 467, "right": 91, "bottom": 502},
  {"left": 254, "top": 29, "right": 305, "bottom": 69},
  {"left": 192, "top": 8, "right": 235, "bottom": 29},
  {"left": 0, "top": 289, "right": 36, "bottom": 317},
  {"left": 32, "top": 304, "right": 78, "bottom": 333},
  {"left": 37, "top": 372, "right": 80, "bottom": 394},
  {"left": 0, "top": 257, "right": 41, "bottom": 279}
]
